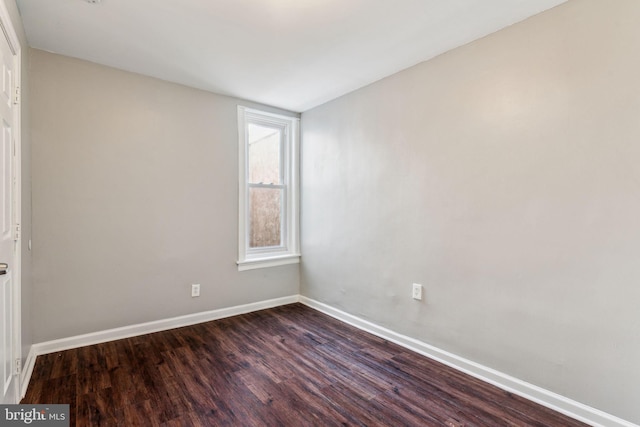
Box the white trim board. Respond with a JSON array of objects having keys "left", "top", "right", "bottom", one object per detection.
[
  {"left": 33, "top": 295, "right": 299, "bottom": 355},
  {"left": 20, "top": 345, "right": 36, "bottom": 399},
  {"left": 299, "top": 297, "right": 638, "bottom": 427},
  {"left": 21, "top": 295, "right": 299, "bottom": 397},
  {"left": 0, "top": 0, "right": 23, "bottom": 405},
  {"left": 20, "top": 294, "right": 638, "bottom": 427}
]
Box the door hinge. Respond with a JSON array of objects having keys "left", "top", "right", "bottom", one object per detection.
[
  {"left": 14, "top": 223, "right": 20, "bottom": 241},
  {"left": 15, "top": 358, "right": 21, "bottom": 375},
  {"left": 13, "top": 86, "right": 20, "bottom": 105}
]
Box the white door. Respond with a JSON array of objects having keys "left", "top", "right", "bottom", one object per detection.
[{"left": 0, "top": 14, "right": 18, "bottom": 405}]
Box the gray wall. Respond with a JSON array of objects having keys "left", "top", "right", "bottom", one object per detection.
[
  {"left": 3, "top": 0, "right": 32, "bottom": 366},
  {"left": 29, "top": 49, "right": 299, "bottom": 343},
  {"left": 300, "top": 0, "right": 640, "bottom": 423}
]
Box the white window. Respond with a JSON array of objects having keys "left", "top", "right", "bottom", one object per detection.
[{"left": 237, "top": 106, "right": 300, "bottom": 271}]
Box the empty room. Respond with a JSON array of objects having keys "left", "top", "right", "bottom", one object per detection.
[{"left": 0, "top": 0, "right": 638, "bottom": 425}]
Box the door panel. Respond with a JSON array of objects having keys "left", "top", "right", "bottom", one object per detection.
[{"left": 0, "top": 17, "right": 16, "bottom": 404}]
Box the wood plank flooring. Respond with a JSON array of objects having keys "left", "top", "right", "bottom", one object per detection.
[{"left": 22, "top": 303, "right": 588, "bottom": 426}]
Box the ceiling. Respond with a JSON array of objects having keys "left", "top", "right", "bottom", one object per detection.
[{"left": 16, "top": 0, "right": 566, "bottom": 112}]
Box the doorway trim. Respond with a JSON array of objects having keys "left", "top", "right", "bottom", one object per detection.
[{"left": 0, "top": 0, "right": 22, "bottom": 403}]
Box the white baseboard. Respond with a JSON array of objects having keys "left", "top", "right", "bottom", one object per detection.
[
  {"left": 20, "top": 294, "right": 637, "bottom": 427},
  {"left": 21, "top": 295, "right": 299, "bottom": 395},
  {"left": 33, "top": 295, "right": 299, "bottom": 356},
  {"left": 299, "top": 296, "right": 638, "bottom": 427},
  {"left": 20, "top": 346, "right": 37, "bottom": 399}
]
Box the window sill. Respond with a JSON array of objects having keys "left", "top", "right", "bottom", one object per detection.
[{"left": 237, "top": 254, "right": 300, "bottom": 271}]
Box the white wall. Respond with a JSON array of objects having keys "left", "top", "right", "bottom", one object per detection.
[
  {"left": 29, "top": 49, "right": 299, "bottom": 343},
  {"left": 300, "top": 0, "right": 640, "bottom": 423}
]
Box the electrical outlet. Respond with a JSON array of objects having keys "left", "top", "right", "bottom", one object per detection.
[
  {"left": 191, "top": 284, "right": 200, "bottom": 297},
  {"left": 412, "top": 283, "right": 422, "bottom": 300}
]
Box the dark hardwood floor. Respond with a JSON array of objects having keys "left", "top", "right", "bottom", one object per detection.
[{"left": 22, "top": 303, "right": 588, "bottom": 426}]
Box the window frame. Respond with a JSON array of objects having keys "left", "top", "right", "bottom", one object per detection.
[{"left": 237, "top": 106, "right": 300, "bottom": 271}]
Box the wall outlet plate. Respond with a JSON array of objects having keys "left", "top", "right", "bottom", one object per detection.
[
  {"left": 191, "top": 284, "right": 201, "bottom": 297},
  {"left": 412, "top": 283, "right": 422, "bottom": 300}
]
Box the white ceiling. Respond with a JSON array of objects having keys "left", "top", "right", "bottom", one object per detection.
[{"left": 17, "top": 0, "right": 566, "bottom": 112}]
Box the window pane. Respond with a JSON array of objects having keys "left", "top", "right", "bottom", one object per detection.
[
  {"left": 248, "top": 123, "right": 281, "bottom": 184},
  {"left": 249, "top": 187, "right": 282, "bottom": 248}
]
